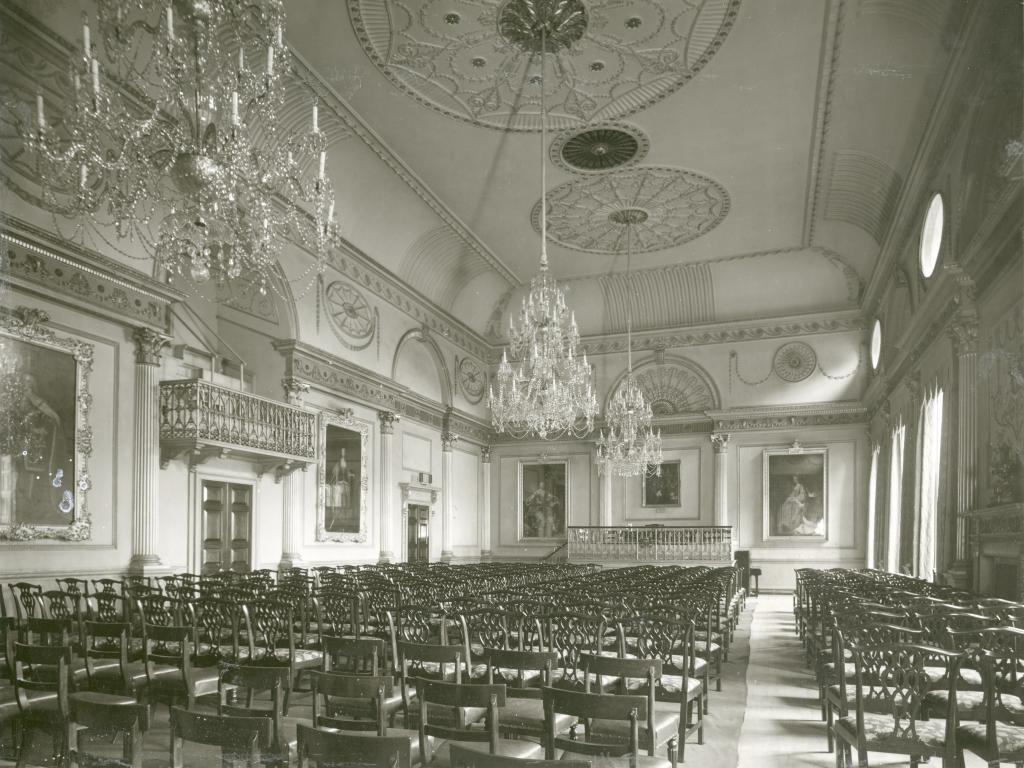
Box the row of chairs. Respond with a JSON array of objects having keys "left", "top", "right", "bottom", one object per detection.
[{"left": 794, "top": 567, "right": 1024, "bottom": 768}]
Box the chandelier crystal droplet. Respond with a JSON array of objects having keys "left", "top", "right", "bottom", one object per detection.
[
  {"left": 19, "top": 0, "right": 336, "bottom": 295},
  {"left": 489, "top": 18, "right": 598, "bottom": 440}
]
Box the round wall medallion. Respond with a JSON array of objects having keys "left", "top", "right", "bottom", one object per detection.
[
  {"left": 325, "top": 280, "right": 376, "bottom": 344},
  {"left": 551, "top": 123, "right": 649, "bottom": 173},
  {"left": 347, "top": 0, "right": 743, "bottom": 131},
  {"left": 773, "top": 342, "right": 817, "bottom": 383},
  {"left": 457, "top": 356, "right": 487, "bottom": 404},
  {"left": 530, "top": 166, "right": 730, "bottom": 253}
]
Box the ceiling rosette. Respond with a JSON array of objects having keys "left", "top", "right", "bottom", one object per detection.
[{"left": 347, "top": 0, "right": 743, "bottom": 131}]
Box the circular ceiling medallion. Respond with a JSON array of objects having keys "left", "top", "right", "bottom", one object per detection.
[
  {"left": 347, "top": 0, "right": 743, "bottom": 131},
  {"left": 773, "top": 342, "right": 817, "bottom": 383},
  {"left": 530, "top": 167, "right": 730, "bottom": 253},
  {"left": 551, "top": 123, "right": 649, "bottom": 173}
]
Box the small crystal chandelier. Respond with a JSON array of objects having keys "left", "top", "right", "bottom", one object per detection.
[
  {"left": 489, "top": 13, "right": 598, "bottom": 440},
  {"left": 17, "top": 0, "right": 335, "bottom": 294},
  {"left": 596, "top": 210, "right": 663, "bottom": 477}
]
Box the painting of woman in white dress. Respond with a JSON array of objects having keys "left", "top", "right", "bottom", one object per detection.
[{"left": 764, "top": 449, "right": 827, "bottom": 539}]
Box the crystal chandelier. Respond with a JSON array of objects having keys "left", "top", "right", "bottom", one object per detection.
[
  {"left": 489, "top": 10, "right": 598, "bottom": 440},
  {"left": 596, "top": 210, "right": 663, "bottom": 477},
  {"left": 18, "top": 0, "right": 335, "bottom": 294}
]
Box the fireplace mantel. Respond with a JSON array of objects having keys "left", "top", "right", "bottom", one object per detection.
[{"left": 966, "top": 502, "right": 1023, "bottom": 599}]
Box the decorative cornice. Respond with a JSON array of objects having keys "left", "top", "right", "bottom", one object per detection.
[
  {"left": 275, "top": 340, "right": 491, "bottom": 444},
  {"left": 288, "top": 50, "right": 519, "bottom": 287},
  {"left": 804, "top": 0, "right": 846, "bottom": 245},
  {"left": 707, "top": 402, "right": 867, "bottom": 432},
  {"left": 1, "top": 221, "right": 181, "bottom": 329},
  {"left": 579, "top": 311, "right": 865, "bottom": 357}
]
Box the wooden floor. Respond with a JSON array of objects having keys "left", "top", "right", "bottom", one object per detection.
[{"left": 3, "top": 595, "right": 992, "bottom": 767}]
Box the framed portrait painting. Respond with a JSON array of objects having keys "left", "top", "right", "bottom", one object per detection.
[
  {"left": 316, "top": 411, "right": 369, "bottom": 543},
  {"left": 0, "top": 308, "right": 93, "bottom": 541},
  {"left": 519, "top": 461, "right": 567, "bottom": 540},
  {"left": 642, "top": 460, "right": 681, "bottom": 507},
  {"left": 763, "top": 446, "right": 828, "bottom": 541}
]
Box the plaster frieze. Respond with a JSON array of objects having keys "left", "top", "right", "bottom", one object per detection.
[
  {"left": 1, "top": 222, "right": 181, "bottom": 329},
  {"left": 707, "top": 402, "right": 866, "bottom": 433},
  {"left": 275, "top": 340, "right": 491, "bottom": 444}
]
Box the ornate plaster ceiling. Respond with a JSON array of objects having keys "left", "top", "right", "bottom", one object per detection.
[{"left": 347, "top": 0, "right": 743, "bottom": 131}]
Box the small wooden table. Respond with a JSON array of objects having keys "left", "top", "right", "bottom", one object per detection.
[{"left": 749, "top": 568, "right": 762, "bottom": 596}]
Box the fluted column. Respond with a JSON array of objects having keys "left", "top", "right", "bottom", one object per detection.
[
  {"left": 130, "top": 327, "right": 171, "bottom": 574},
  {"left": 949, "top": 312, "right": 979, "bottom": 586},
  {"left": 279, "top": 378, "right": 309, "bottom": 570},
  {"left": 440, "top": 431, "right": 458, "bottom": 562},
  {"left": 711, "top": 432, "right": 730, "bottom": 527},
  {"left": 480, "top": 447, "right": 492, "bottom": 558},
  {"left": 378, "top": 411, "right": 399, "bottom": 563}
]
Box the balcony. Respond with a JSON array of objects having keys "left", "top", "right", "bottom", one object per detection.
[
  {"left": 159, "top": 379, "right": 316, "bottom": 477},
  {"left": 567, "top": 525, "right": 734, "bottom": 565}
]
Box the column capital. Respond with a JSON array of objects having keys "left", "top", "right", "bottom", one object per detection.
[
  {"left": 281, "top": 377, "right": 310, "bottom": 405},
  {"left": 132, "top": 327, "right": 171, "bottom": 366},
  {"left": 378, "top": 410, "right": 399, "bottom": 434},
  {"left": 710, "top": 432, "right": 731, "bottom": 453},
  {"left": 441, "top": 432, "right": 459, "bottom": 451},
  {"left": 948, "top": 318, "right": 979, "bottom": 356},
  {"left": 481, "top": 446, "right": 492, "bottom": 464}
]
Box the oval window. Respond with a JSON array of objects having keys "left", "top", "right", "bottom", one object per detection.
[
  {"left": 919, "top": 193, "right": 944, "bottom": 278},
  {"left": 870, "top": 319, "right": 882, "bottom": 371}
]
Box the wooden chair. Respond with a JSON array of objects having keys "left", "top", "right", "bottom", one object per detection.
[
  {"left": 8, "top": 583, "right": 42, "bottom": 626},
  {"left": 218, "top": 663, "right": 291, "bottom": 755},
  {"left": 541, "top": 685, "right": 675, "bottom": 768},
  {"left": 416, "top": 679, "right": 544, "bottom": 767},
  {"left": 12, "top": 642, "right": 70, "bottom": 763},
  {"left": 170, "top": 706, "right": 272, "bottom": 768},
  {"left": 580, "top": 653, "right": 679, "bottom": 764},
  {"left": 67, "top": 696, "right": 149, "bottom": 768},
  {"left": 480, "top": 647, "right": 569, "bottom": 740},
  {"left": 955, "top": 631, "right": 1024, "bottom": 766},
  {"left": 448, "top": 742, "right": 589, "bottom": 768},
  {"left": 833, "top": 643, "right": 964, "bottom": 768},
  {"left": 244, "top": 598, "right": 324, "bottom": 714},
  {"left": 143, "top": 624, "right": 219, "bottom": 710},
  {"left": 295, "top": 722, "right": 411, "bottom": 768}
]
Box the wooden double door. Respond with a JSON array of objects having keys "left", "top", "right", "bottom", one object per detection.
[{"left": 200, "top": 480, "right": 253, "bottom": 574}]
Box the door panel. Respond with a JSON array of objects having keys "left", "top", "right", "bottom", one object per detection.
[
  {"left": 407, "top": 505, "right": 429, "bottom": 563},
  {"left": 201, "top": 480, "right": 253, "bottom": 574}
]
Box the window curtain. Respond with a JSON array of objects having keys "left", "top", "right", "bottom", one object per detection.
[
  {"left": 916, "top": 389, "right": 944, "bottom": 580},
  {"left": 866, "top": 445, "right": 880, "bottom": 569},
  {"left": 886, "top": 422, "right": 906, "bottom": 573}
]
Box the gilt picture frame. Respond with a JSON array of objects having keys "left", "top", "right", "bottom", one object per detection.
[
  {"left": 316, "top": 411, "right": 370, "bottom": 543},
  {"left": 0, "top": 307, "right": 93, "bottom": 542},
  {"left": 642, "top": 460, "right": 681, "bottom": 507},
  {"left": 763, "top": 446, "right": 828, "bottom": 541},
  {"left": 518, "top": 460, "right": 568, "bottom": 541}
]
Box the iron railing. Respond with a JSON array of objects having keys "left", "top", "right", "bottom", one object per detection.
[
  {"left": 567, "top": 525, "right": 734, "bottom": 562},
  {"left": 159, "top": 379, "right": 316, "bottom": 459}
]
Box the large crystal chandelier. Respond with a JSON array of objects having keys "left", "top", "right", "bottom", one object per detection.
[
  {"left": 596, "top": 211, "right": 663, "bottom": 476},
  {"left": 489, "top": 7, "right": 598, "bottom": 440},
  {"left": 18, "top": 0, "right": 335, "bottom": 294}
]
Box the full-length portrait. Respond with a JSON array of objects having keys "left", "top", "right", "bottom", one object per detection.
[
  {"left": 763, "top": 448, "right": 828, "bottom": 540},
  {"left": 520, "top": 462, "right": 567, "bottom": 540}
]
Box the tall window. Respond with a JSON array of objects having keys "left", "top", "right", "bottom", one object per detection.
[
  {"left": 866, "top": 444, "right": 880, "bottom": 569},
  {"left": 886, "top": 422, "right": 906, "bottom": 573},
  {"left": 917, "top": 388, "right": 945, "bottom": 579}
]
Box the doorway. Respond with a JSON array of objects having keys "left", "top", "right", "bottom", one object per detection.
[
  {"left": 200, "top": 480, "right": 253, "bottom": 574},
  {"left": 407, "top": 504, "right": 430, "bottom": 563}
]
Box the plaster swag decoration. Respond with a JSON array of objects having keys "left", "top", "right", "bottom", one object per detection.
[
  {"left": 348, "top": 0, "right": 743, "bottom": 131},
  {"left": 730, "top": 342, "right": 861, "bottom": 390},
  {"left": 0, "top": 307, "right": 93, "bottom": 542}
]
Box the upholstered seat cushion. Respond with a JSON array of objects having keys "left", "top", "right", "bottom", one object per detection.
[
  {"left": 635, "top": 674, "right": 702, "bottom": 699},
  {"left": 923, "top": 665, "right": 982, "bottom": 688},
  {"left": 694, "top": 640, "right": 720, "bottom": 656},
  {"left": 550, "top": 669, "right": 620, "bottom": 692},
  {"left": 927, "top": 689, "right": 1024, "bottom": 719},
  {"left": 957, "top": 722, "right": 1024, "bottom": 758},
  {"left": 430, "top": 738, "right": 544, "bottom": 768},
  {"left": 835, "top": 713, "right": 950, "bottom": 751},
  {"left": 589, "top": 710, "right": 681, "bottom": 747},
  {"left": 499, "top": 696, "right": 576, "bottom": 735}
]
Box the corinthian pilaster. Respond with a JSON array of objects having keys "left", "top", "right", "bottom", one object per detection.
[
  {"left": 440, "top": 431, "right": 458, "bottom": 562},
  {"left": 480, "top": 447, "right": 492, "bottom": 558},
  {"left": 949, "top": 314, "right": 979, "bottom": 581},
  {"left": 378, "top": 411, "right": 398, "bottom": 563},
  {"left": 711, "top": 433, "right": 730, "bottom": 527},
  {"left": 130, "top": 327, "right": 170, "bottom": 574}
]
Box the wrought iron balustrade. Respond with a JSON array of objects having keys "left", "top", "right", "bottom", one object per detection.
[
  {"left": 567, "top": 525, "right": 734, "bottom": 563},
  {"left": 159, "top": 379, "right": 316, "bottom": 468}
]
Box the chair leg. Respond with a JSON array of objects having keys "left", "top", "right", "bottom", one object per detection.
[{"left": 826, "top": 704, "right": 834, "bottom": 753}]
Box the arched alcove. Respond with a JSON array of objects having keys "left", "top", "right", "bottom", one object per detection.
[{"left": 605, "top": 355, "right": 720, "bottom": 416}]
